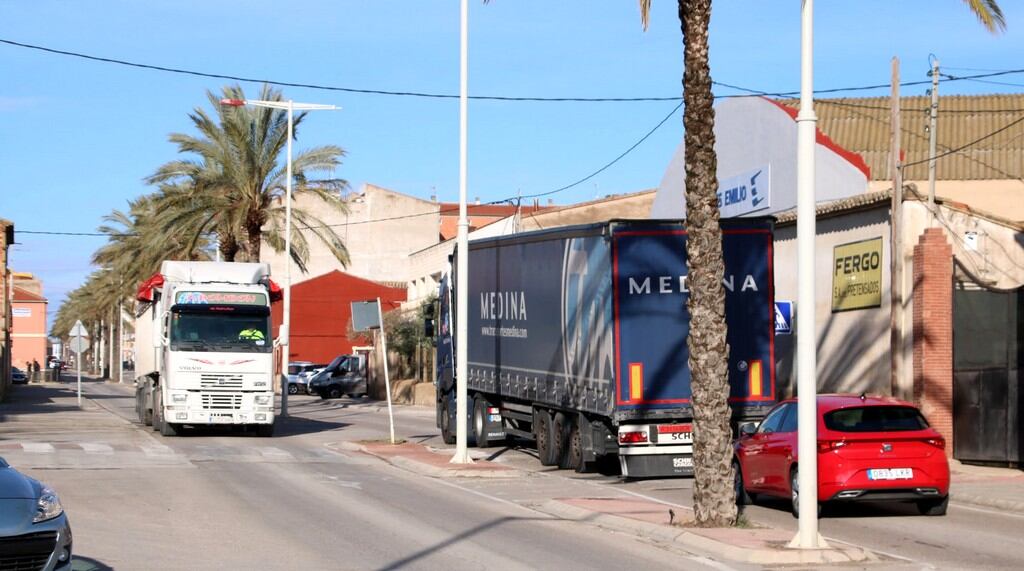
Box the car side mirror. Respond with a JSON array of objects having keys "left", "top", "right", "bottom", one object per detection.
[{"left": 739, "top": 422, "right": 758, "bottom": 437}]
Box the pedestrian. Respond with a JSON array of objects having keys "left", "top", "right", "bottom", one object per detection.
[{"left": 32, "top": 359, "right": 40, "bottom": 381}]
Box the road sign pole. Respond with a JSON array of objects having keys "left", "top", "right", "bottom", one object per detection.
[{"left": 76, "top": 351, "right": 82, "bottom": 407}]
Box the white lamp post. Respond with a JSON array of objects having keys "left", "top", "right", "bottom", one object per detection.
[
  {"left": 221, "top": 97, "right": 338, "bottom": 418},
  {"left": 450, "top": 0, "right": 473, "bottom": 465},
  {"left": 790, "top": 0, "right": 826, "bottom": 550}
]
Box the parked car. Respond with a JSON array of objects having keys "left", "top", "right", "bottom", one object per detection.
[
  {"left": 733, "top": 394, "right": 950, "bottom": 517},
  {"left": 0, "top": 456, "right": 73, "bottom": 570},
  {"left": 286, "top": 361, "right": 321, "bottom": 395},
  {"left": 309, "top": 354, "right": 367, "bottom": 399},
  {"left": 11, "top": 367, "right": 28, "bottom": 384}
]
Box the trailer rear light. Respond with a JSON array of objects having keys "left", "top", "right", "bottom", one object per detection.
[
  {"left": 487, "top": 407, "right": 500, "bottom": 415},
  {"left": 817, "top": 439, "right": 847, "bottom": 452},
  {"left": 925, "top": 437, "right": 946, "bottom": 450},
  {"left": 619, "top": 431, "right": 649, "bottom": 444}
]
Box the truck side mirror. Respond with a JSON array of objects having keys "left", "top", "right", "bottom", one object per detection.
[
  {"left": 276, "top": 324, "right": 289, "bottom": 348},
  {"left": 154, "top": 311, "right": 167, "bottom": 348}
]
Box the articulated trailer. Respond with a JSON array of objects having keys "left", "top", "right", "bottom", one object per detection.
[{"left": 434, "top": 219, "right": 776, "bottom": 477}]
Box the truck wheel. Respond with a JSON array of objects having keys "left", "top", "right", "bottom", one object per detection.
[
  {"left": 440, "top": 399, "right": 456, "bottom": 445},
  {"left": 553, "top": 412, "right": 573, "bottom": 470},
  {"left": 327, "top": 386, "right": 343, "bottom": 399},
  {"left": 563, "top": 418, "right": 585, "bottom": 472},
  {"left": 473, "top": 398, "right": 492, "bottom": 448},
  {"left": 535, "top": 409, "right": 558, "bottom": 466},
  {"left": 143, "top": 407, "right": 153, "bottom": 427},
  {"left": 152, "top": 392, "right": 164, "bottom": 432},
  {"left": 160, "top": 421, "right": 178, "bottom": 437}
]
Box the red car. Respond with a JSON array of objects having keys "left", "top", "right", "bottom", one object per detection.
[{"left": 734, "top": 394, "right": 950, "bottom": 516}]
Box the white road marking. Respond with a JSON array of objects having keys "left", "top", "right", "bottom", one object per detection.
[
  {"left": 141, "top": 444, "right": 175, "bottom": 456},
  {"left": 951, "top": 502, "right": 1024, "bottom": 520},
  {"left": 80, "top": 442, "right": 114, "bottom": 454},
  {"left": 22, "top": 443, "right": 55, "bottom": 453},
  {"left": 257, "top": 447, "right": 294, "bottom": 461}
]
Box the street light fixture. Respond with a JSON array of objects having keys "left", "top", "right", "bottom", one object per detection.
[{"left": 220, "top": 97, "right": 339, "bottom": 418}]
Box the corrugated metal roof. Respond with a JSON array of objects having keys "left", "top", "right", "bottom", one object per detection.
[
  {"left": 777, "top": 94, "right": 1024, "bottom": 181},
  {"left": 773, "top": 185, "right": 1024, "bottom": 231}
]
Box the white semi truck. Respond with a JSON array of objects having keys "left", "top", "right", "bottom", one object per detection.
[{"left": 134, "top": 261, "right": 282, "bottom": 437}]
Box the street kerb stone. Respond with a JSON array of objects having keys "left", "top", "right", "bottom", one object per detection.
[
  {"left": 325, "top": 441, "right": 527, "bottom": 479},
  {"left": 538, "top": 498, "right": 877, "bottom": 566}
]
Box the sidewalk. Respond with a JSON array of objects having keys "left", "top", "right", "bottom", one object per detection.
[
  {"left": 337, "top": 440, "right": 876, "bottom": 566},
  {"left": 949, "top": 459, "right": 1024, "bottom": 513}
]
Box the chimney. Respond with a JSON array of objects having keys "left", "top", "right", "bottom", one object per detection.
[{"left": 475, "top": 197, "right": 480, "bottom": 205}]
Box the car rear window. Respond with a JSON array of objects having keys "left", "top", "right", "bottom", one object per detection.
[{"left": 824, "top": 406, "right": 929, "bottom": 432}]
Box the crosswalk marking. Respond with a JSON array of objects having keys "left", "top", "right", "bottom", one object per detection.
[
  {"left": 80, "top": 442, "right": 114, "bottom": 454},
  {"left": 257, "top": 447, "right": 294, "bottom": 460},
  {"left": 141, "top": 444, "right": 175, "bottom": 456},
  {"left": 22, "top": 442, "right": 55, "bottom": 453}
]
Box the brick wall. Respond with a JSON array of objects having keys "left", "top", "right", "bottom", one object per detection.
[{"left": 912, "top": 228, "right": 954, "bottom": 456}]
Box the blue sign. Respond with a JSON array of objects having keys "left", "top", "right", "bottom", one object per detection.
[
  {"left": 774, "top": 301, "right": 793, "bottom": 335},
  {"left": 717, "top": 165, "right": 771, "bottom": 218}
]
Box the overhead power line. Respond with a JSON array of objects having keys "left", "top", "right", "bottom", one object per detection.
[
  {"left": 901, "top": 115, "right": 1024, "bottom": 168},
  {"left": 5, "top": 37, "right": 1024, "bottom": 102}
]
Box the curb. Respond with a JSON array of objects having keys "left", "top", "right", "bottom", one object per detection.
[
  {"left": 951, "top": 493, "right": 1024, "bottom": 514},
  {"left": 327, "top": 441, "right": 530, "bottom": 479},
  {"left": 535, "top": 500, "right": 877, "bottom": 566}
]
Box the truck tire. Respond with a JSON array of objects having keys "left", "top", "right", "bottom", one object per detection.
[
  {"left": 563, "top": 417, "right": 586, "bottom": 472},
  {"left": 143, "top": 407, "right": 153, "bottom": 427},
  {"left": 152, "top": 391, "right": 164, "bottom": 433},
  {"left": 553, "top": 412, "right": 573, "bottom": 470},
  {"left": 440, "top": 399, "right": 456, "bottom": 445},
  {"left": 473, "top": 398, "right": 493, "bottom": 448},
  {"left": 535, "top": 409, "right": 558, "bottom": 466}
]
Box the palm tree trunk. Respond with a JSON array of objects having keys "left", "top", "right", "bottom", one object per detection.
[
  {"left": 679, "top": 0, "right": 737, "bottom": 527},
  {"left": 246, "top": 225, "right": 262, "bottom": 264},
  {"left": 218, "top": 231, "right": 239, "bottom": 262}
]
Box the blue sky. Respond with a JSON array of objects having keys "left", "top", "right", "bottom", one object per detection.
[{"left": 3, "top": 1, "right": 1023, "bottom": 326}]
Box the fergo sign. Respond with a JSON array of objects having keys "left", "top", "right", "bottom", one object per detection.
[{"left": 832, "top": 237, "right": 883, "bottom": 312}]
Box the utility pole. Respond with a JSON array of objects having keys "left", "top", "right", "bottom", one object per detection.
[
  {"left": 927, "top": 56, "right": 940, "bottom": 212},
  {"left": 889, "top": 57, "right": 904, "bottom": 400}
]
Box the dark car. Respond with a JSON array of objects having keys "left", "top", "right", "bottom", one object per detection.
[
  {"left": 0, "top": 457, "right": 73, "bottom": 570},
  {"left": 734, "top": 394, "right": 950, "bottom": 517},
  {"left": 309, "top": 355, "right": 367, "bottom": 399},
  {"left": 11, "top": 367, "right": 28, "bottom": 384}
]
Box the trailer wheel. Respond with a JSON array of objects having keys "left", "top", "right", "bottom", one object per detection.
[
  {"left": 553, "top": 412, "right": 573, "bottom": 470},
  {"left": 440, "top": 399, "right": 456, "bottom": 445},
  {"left": 143, "top": 407, "right": 153, "bottom": 427},
  {"left": 535, "top": 409, "right": 558, "bottom": 466},
  {"left": 564, "top": 417, "right": 585, "bottom": 472}
]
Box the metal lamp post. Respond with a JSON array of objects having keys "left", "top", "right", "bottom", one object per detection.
[
  {"left": 221, "top": 97, "right": 338, "bottom": 418},
  {"left": 790, "top": 0, "right": 826, "bottom": 550}
]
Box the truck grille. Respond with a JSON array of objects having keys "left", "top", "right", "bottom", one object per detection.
[
  {"left": 201, "top": 393, "right": 243, "bottom": 410},
  {"left": 199, "top": 373, "right": 245, "bottom": 389},
  {"left": 0, "top": 531, "right": 57, "bottom": 571}
]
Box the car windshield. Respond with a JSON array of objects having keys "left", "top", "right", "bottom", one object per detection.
[
  {"left": 326, "top": 355, "right": 352, "bottom": 371},
  {"left": 170, "top": 306, "right": 271, "bottom": 353},
  {"left": 824, "top": 406, "right": 929, "bottom": 432}
]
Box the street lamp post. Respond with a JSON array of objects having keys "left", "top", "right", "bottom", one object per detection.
[{"left": 220, "top": 97, "right": 338, "bottom": 418}]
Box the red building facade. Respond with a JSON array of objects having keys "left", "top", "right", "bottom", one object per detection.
[{"left": 271, "top": 270, "right": 406, "bottom": 365}]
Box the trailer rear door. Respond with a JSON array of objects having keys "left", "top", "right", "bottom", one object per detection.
[{"left": 611, "top": 220, "right": 775, "bottom": 413}]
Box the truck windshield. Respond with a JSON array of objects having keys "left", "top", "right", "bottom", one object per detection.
[{"left": 170, "top": 305, "right": 272, "bottom": 353}]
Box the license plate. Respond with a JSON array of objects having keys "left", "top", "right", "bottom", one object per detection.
[
  {"left": 210, "top": 413, "right": 234, "bottom": 424},
  {"left": 667, "top": 432, "right": 693, "bottom": 443},
  {"left": 672, "top": 457, "right": 693, "bottom": 468},
  {"left": 868, "top": 468, "right": 913, "bottom": 480}
]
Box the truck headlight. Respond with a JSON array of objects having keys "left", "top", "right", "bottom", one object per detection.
[
  {"left": 255, "top": 395, "right": 271, "bottom": 405},
  {"left": 34, "top": 486, "right": 63, "bottom": 523},
  {"left": 172, "top": 394, "right": 187, "bottom": 404}
]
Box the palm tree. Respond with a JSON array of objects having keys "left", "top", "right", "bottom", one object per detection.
[
  {"left": 147, "top": 84, "right": 351, "bottom": 270},
  {"left": 636, "top": 0, "right": 1004, "bottom": 527}
]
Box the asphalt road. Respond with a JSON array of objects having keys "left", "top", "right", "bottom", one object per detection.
[{"left": 1, "top": 380, "right": 733, "bottom": 571}]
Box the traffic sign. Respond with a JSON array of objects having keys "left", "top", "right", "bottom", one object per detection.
[
  {"left": 69, "top": 336, "right": 90, "bottom": 353},
  {"left": 774, "top": 301, "right": 793, "bottom": 335},
  {"left": 69, "top": 320, "right": 89, "bottom": 338}
]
